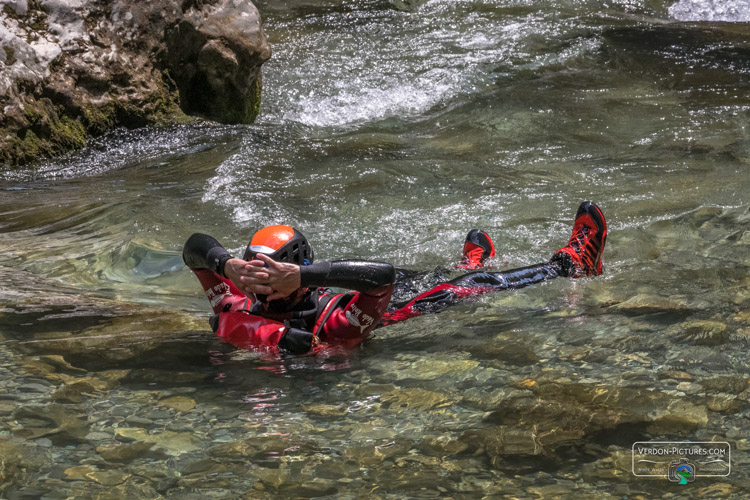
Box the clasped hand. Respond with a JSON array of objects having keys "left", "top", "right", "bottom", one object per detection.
[{"left": 224, "top": 254, "right": 302, "bottom": 300}]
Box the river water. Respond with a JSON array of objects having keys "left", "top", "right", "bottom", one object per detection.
[{"left": 1, "top": 0, "right": 750, "bottom": 497}]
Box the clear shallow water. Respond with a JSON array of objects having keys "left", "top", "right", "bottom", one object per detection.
[{"left": 1, "top": 0, "right": 750, "bottom": 498}]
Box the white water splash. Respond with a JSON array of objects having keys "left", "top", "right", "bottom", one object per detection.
[
  {"left": 669, "top": 0, "right": 750, "bottom": 21},
  {"left": 258, "top": 5, "right": 533, "bottom": 129},
  {"left": 0, "top": 124, "right": 241, "bottom": 181},
  {"left": 281, "top": 71, "right": 458, "bottom": 128}
]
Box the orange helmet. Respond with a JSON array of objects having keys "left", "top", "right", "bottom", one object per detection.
[{"left": 243, "top": 225, "right": 314, "bottom": 265}]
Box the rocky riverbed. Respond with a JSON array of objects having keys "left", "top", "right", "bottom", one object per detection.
[{"left": 1, "top": 210, "right": 749, "bottom": 497}]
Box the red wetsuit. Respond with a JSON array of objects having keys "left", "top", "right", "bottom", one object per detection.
[
  {"left": 183, "top": 233, "right": 395, "bottom": 354},
  {"left": 185, "top": 234, "right": 569, "bottom": 354}
]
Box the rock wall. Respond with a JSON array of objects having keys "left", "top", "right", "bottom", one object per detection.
[{"left": 0, "top": 0, "right": 271, "bottom": 166}]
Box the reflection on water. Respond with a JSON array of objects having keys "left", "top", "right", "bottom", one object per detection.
[{"left": 1, "top": 0, "right": 750, "bottom": 497}]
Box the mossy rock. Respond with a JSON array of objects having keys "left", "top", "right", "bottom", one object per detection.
[
  {"left": 1, "top": 89, "right": 189, "bottom": 167},
  {"left": 1, "top": 0, "right": 267, "bottom": 167}
]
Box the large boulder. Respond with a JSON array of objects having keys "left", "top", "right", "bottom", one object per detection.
[
  {"left": 166, "top": 0, "right": 269, "bottom": 125},
  {"left": 0, "top": 0, "right": 271, "bottom": 166}
]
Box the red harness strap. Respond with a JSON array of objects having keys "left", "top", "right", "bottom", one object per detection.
[{"left": 311, "top": 292, "right": 350, "bottom": 344}]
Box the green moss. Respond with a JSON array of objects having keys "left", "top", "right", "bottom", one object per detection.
[
  {"left": 120, "top": 83, "right": 190, "bottom": 127},
  {"left": 244, "top": 71, "right": 263, "bottom": 123},
  {"left": 50, "top": 115, "right": 87, "bottom": 149},
  {"left": 208, "top": 72, "right": 263, "bottom": 124},
  {"left": 152, "top": 86, "right": 190, "bottom": 124},
  {"left": 0, "top": 79, "right": 194, "bottom": 167},
  {"left": 23, "top": 101, "right": 46, "bottom": 123},
  {"left": 1, "top": 128, "right": 45, "bottom": 166},
  {"left": 1, "top": 101, "right": 86, "bottom": 166},
  {"left": 19, "top": 129, "right": 42, "bottom": 156},
  {"left": 234, "top": 73, "right": 263, "bottom": 124},
  {"left": 80, "top": 102, "right": 116, "bottom": 135},
  {"left": 1, "top": 117, "right": 86, "bottom": 166},
  {"left": 172, "top": 110, "right": 195, "bottom": 125},
  {"left": 3, "top": 47, "right": 17, "bottom": 66}
]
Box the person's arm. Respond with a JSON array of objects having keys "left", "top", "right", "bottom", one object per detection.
[
  {"left": 300, "top": 260, "right": 395, "bottom": 292},
  {"left": 184, "top": 233, "right": 277, "bottom": 297},
  {"left": 239, "top": 255, "right": 395, "bottom": 300},
  {"left": 182, "top": 234, "right": 248, "bottom": 314},
  {"left": 182, "top": 233, "right": 233, "bottom": 276}
]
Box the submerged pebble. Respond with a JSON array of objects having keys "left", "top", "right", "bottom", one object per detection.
[{"left": 670, "top": 320, "right": 729, "bottom": 346}]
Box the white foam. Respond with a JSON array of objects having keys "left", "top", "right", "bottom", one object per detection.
[
  {"left": 669, "top": 0, "right": 750, "bottom": 22},
  {"left": 281, "top": 72, "right": 457, "bottom": 128},
  {"left": 257, "top": 6, "right": 534, "bottom": 130}
]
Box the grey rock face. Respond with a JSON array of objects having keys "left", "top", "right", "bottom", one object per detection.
[{"left": 0, "top": 0, "right": 270, "bottom": 166}]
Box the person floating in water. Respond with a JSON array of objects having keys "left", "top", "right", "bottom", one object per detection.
[{"left": 182, "top": 201, "right": 607, "bottom": 354}]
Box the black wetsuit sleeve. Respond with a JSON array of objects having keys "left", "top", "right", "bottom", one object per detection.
[
  {"left": 299, "top": 260, "right": 395, "bottom": 292},
  {"left": 182, "top": 233, "right": 233, "bottom": 277}
]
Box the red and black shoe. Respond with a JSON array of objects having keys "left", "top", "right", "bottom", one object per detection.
[
  {"left": 456, "top": 229, "right": 496, "bottom": 269},
  {"left": 551, "top": 201, "right": 607, "bottom": 277}
]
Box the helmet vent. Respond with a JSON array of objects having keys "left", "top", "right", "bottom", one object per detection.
[{"left": 243, "top": 225, "right": 314, "bottom": 265}]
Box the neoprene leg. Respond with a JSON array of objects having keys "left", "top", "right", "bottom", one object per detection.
[
  {"left": 449, "top": 262, "right": 560, "bottom": 290},
  {"left": 391, "top": 267, "right": 451, "bottom": 307},
  {"left": 382, "top": 261, "right": 562, "bottom": 325}
]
